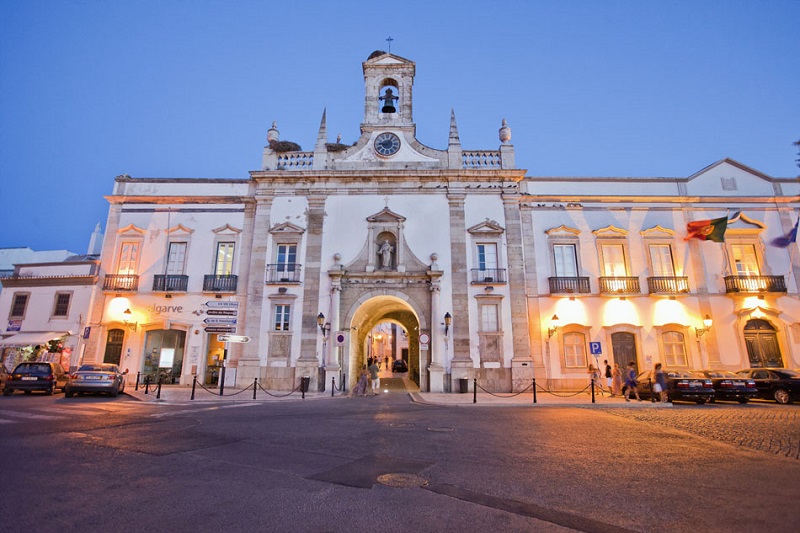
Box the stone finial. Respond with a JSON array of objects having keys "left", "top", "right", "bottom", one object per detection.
[
  {"left": 499, "top": 118, "right": 511, "bottom": 143},
  {"left": 449, "top": 109, "right": 461, "bottom": 145},
  {"left": 267, "top": 121, "right": 280, "bottom": 142}
]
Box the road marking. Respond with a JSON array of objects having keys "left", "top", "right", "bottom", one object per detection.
[
  {"left": 0, "top": 411, "right": 62, "bottom": 420},
  {"left": 150, "top": 402, "right": 261, "bottom": 418}
]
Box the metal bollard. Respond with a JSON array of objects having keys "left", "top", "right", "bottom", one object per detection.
[
  {"left": 253, "top": 378, "right": 258, "bottom": 400},
  {"left": 156, "top": 378, "right": 162, "bottom": 400},
  {"left": 144, "top": 375, "right": 151, "bottom": 394},
  {"left": 533, "top": 378, "right": 537, "bottom": 404},
  {"left": 191, "top": 375, "right": 197, "bottom": 400},
  {"left": 473, "top": 378, "right": 477, "bottom": 404},
  {"left": 331, "top": 377, "right": 335, "bottom": 397},
  {"left": 343, "top": 373, "right": 346, "bottom": 393},
  {"left": 591, "top": 378, "right": 596, "bottom": 404},
  {"left": 135, "top": 372, "right": 140, "bottom": 391}
]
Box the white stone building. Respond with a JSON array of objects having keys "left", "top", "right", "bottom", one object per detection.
[{"left": 74, "top": 51, "right": 798, "bottom": 392}]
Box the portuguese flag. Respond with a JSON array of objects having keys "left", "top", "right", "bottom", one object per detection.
[{"left": 685, "top": 216, "right": 728, "bottom": 242}]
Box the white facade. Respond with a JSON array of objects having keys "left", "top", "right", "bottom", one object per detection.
[{"left": 32, "top": 51, "right": 797, "bottom": 393}]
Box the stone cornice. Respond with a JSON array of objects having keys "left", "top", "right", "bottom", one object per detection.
[
  {"left": 105, "top": 196, "right": 253, "bottom": 205},
  {"left": 1, "top": 275, "right": 98, "bottom": 288}
]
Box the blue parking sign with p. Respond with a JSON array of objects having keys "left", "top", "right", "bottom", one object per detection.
[{"left": 589, "top": 342, "right": 602, "bottom": 355}]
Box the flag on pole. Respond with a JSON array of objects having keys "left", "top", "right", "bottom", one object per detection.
[
  {"left": 771, "top": 217, "right": 799, "bottom": 248},
  {"left": 685, "top": 216, "right": 728, "bottom": 242}
]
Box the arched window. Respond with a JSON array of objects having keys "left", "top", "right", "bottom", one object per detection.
[
  {"left": 563, "top": 332, "right": 587, "bottom": 368},
  {"left": 662, "top": 331, "right": 687, "bottom": 367}
]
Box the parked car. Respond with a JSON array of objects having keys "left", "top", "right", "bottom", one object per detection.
[
  {"left": 734, "top": 368, "right": 800, "bottom": 404},
  {"left": 635, "top": 370, "right": 715, "bottom": 404},
  {"left": 3, "top": 362, "right": 69, "bottom": 396},
  {"left": 693, "top": 370, "right": 758, "bottom": 403},
  {"left": 65, "top": 363, "right": 126, "bottom": 397},
  {"left": 392, "top": 359, "right": 408, "bottom": 373}
]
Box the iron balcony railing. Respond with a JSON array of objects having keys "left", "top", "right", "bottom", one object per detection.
[
  {"left": 152, "top": 274, "right": 189, "bottom": 292},
  {"left": 549, "top": 276, "right": 591, "bottom": 294},
  {"left": 203, "top": 275, "right": 238, "bottom": 292},
  {"left": 103, "top": 274, "right": 139, "bottom": 292},
  {"left": 470, "top": 268, "right": 507, "bottom": 284},
  {"left": 599, "top": 276, "right": 641, "bottom": 295},
  {"left": 266, "top": 264, "right": 302, "bottom": 283},
  {"left": 647, "top": 276, "right": 690, "bottom": 294},
  {"left": 724, "top": 275, "right": 786, "bottom": 293}
]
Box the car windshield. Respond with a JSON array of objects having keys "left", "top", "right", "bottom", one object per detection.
[
  {"left": 78, "top": 364, "right": 116, "bottom": 372},
  {"left": 666, "top": 371, "right": 697, "bottom": 378},
  {"left": 776, "top": 370, "right": 800, "bottom": 378},
  {"left": 15, "top": 363, "right": 50, "bottom": 373}
]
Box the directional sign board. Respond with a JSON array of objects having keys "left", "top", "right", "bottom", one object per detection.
[
  {"left": 204, "top": 317, "right": 237, "bottom": 325},
  {"left": 205, "top": 301, "right": 239, "bottom": 309},
  {"left": 206, "top": 309, "right": 238, "bottom": 316},
  {"left": 204, "top": 326, "right": 236, "bottom": 333},
  {"left": 217, "top": 334, "right": 251, "bottom": 343}
]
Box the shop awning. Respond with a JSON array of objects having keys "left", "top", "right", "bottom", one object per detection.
[{"left": 0, "top": 331, "right": 70, "bottom": 347}]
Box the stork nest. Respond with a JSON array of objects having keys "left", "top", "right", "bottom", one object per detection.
[
  {"left": 325, "top": 143, "right": 351, "bottom": 152},
  {"left": 269, "top": 140, "right": 302, "bottom": 152}
]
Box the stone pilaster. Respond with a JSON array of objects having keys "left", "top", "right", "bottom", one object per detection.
[
  {"left": 447, "top": 192, "right": 473, "bottom": 391},
  {"left": 298, "top": 196, "right": 327, "bottom": 391},
  {"left": 428, "top": 282, "right": 445, "bottom": 392}
]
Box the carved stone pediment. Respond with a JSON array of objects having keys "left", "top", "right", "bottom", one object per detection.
[
  {"left": 467, "top": 219, "right": 504, "bottom": 236},
  {"left": 269, "top": 221, "right": 306, "bottom": 235}
]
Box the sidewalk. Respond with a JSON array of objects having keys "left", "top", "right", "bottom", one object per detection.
[{"left": 125, "top": 379, "right": 670, "bottom": 408}]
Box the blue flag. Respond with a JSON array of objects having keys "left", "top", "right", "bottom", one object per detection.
[{"left": 771, "top": 217, "right": 799, "bottom": 248}]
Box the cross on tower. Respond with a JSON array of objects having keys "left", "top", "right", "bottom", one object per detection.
[{"left": 386, "top": 36, "right": 394, "bottom": 53}]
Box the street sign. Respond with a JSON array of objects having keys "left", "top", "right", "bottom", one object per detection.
[
  {"left": 217, "top": 334, "right": 251, "bottom": 343},
  {"left": 334, "top": 332, "right": 346, "bottom": 347},
  {"left": 204, "top": 317, "right": 237, "bottom": 325},
  {"left": 206, "top": 309, "right": 238, "bottom": 316},
  {"left": 589, "top": 342, "right": 602, "bottom": 355},
  {"left": 205, "top": 301, "right": 239, "bottom": 309},
  {"left": 419, "top": 333, "right": 430, "bottom": 344},
  {"left": 204, "top": 326, "right": 237, "bottom": 333}
]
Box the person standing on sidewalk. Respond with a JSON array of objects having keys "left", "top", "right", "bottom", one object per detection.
[
  {"left": 652, "top": 363, "right": 669, "bottom": 403},
  {"left": 611, "top": 363, "right": 623, "bottom": 397},
  {"left": 604, "top": 360, "right": 612, "bottom": 391},
  {"left": 624, "top": 361, "right": 641, "bottom": 401},
  {"left": 368, "top": 358, "right": 380, "bottom": 396}
]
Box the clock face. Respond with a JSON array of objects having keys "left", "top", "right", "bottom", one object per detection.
[{"left": 374, "top": 132, "right": 401, "bottom": 156}]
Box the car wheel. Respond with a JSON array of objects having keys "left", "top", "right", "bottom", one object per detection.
[
  {"left": 708, "top": 397, "right": 716, "bottom": 404},
  {"left": 773, "top": 388, "right": 791, "bottom": 405},
  {"left": 45, "top": 385, "right": 54, "bottom": 396},
  {"left": 24, "top": 390, "right": 32, "bottom": 395},
  {"left": 110, "top": 386, "right": 119, "bottom": 398},
  {"left": 65, "top": 388, "right": 74, "bottom": 398},
  {"left": 695, "top": 398, "right": 707, "bottom": 405},
  {"left": 737, "top": 398, "right": 749, "bottom": 404},
  {"left": 3, "top": 388, "right": 12, "bottom": 396}
]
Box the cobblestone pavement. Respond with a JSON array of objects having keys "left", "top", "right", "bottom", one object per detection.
[{"left": 599, "top": 402, "right": 800, "bottom": 459}]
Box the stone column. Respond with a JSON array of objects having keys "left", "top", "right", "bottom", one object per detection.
[
  {"left": 238, "top": 195, "right": 271, "bottom": 384},
  {"left": 428, "top": 281, "right": 445, "bottom": 392},
  {"left": 297, "top": 196, "right": 327, "bottom": 390}
]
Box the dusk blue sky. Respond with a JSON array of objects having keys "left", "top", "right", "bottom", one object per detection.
[{"left": 1, "top": 0, "right": 798, "bottom": 254}]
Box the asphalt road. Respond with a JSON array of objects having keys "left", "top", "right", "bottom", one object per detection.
[{"left": 1, "top": 378, "right": 799, "bottom": 533}]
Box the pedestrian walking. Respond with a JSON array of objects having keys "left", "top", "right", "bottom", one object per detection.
[
  {"left": 352, "top": 367, "right": 368, "bottom": 397},
  {"left": 588, "top": 364, "right": 605, "bottom": 395},
  {"left": 604, "top": 359, "right": 612, "bottom": 390},
  {"left": 652, "top": 362, "right": 669, "bottom": 403},
  {"left": 611, "top": 363, "right": 623, "bottom": 397},
  {"left": 384, "top": 355, "right": 389, "bottom": 371},
  {"left": 368, "top": 358, "right": 380, "bottom": 395},
  {"left": 624, "top": 361, "right": 641, "bottom": 401}
]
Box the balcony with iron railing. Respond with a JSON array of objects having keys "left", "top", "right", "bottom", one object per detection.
[
  {"left": 103, "top": 274, "right": 139, "bottom": 292},
  {"left": 599, "top": 276, "right": 641, "bottom": 295},
  {"left": 266, "top": 264, "right": 302, "bottom": 283},
  {"left": 153, "top": 274, "right": 189, "bottom": 292},
  {"left": 647, "top": 276, "right": 690, "bottom": 295},
  {"left": 724, "top": 275, "right": 786, "bottom": 294},
  {"left": 549, "top": 277, "right": 591, "bottom": 294},
  {"left": 470, "top": 268, "right": 507, "bottom": 284},
  {"left": 203, "top": 275, "right": 238, "bottom": 292}
]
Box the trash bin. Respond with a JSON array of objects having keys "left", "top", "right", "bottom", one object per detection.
[
  {"left": 300, "top": 376, "right": 310, "bottom": 393},
  {"left": 459, "top": 378, "right": 469, "bottom": 394}
]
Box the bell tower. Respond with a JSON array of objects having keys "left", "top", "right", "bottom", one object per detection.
[{"left": 361, "top": 51, "right": 416, "bottom": 134}]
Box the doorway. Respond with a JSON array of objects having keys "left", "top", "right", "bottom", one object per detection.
[
  {"left": 744, "top": 319, "right": 783, "bottom": 368},
  {"left": 103, "top": 329, "right": 125, "bottom": 365},
  {"left": 611, "top": 332, "right": 638, "bottom": 374}
]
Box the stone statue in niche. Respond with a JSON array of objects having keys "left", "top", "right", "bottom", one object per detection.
[{"left": 379, "top": 239, "right": 394, "bottom": 269}]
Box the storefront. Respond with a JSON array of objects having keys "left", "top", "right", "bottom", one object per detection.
[
  {"left": 0, "top": 331, "right": 73, "bottom": 371},
  {"left": 141, "top": 329, "right": 186, "bottom": 384}
]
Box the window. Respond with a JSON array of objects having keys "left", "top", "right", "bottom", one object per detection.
[
  {"left": 649, "top": 244, "right": 675, "bottom": 276},
  {"left": 662, "top": 332, "right": 687, "bottom": 367},
  {"left": 480, "top": 304, "right": 499, "bottom": 332},
  {"left": 563, "top": 332, "right": 587, "bottom": 368},
  {"left": 53, "top": 293, "right": 71, "bottom": 317},
  {"left": 117, "top": 242, "right": 140, "bottom": 274},
  {"left": 276, "top": 245, "right": 297, "bottom": 273},
  {"left": 731, "top": 244, "right": 760, "bottom": 276},
  {"left": 274, "top": 304, "right": 291, "bottom": 331},
  {"left": 11, "top": 293, "right": 29, "bottom": 317},
  {"left": 166, "top": 242, "right": 187, "bottom": 275},
  {"left": 553, "top": 244, "right": 578, "bottom": 277},
  {"left": 601, "top": 244, "right": 627, "bottom": 276},
  {"left": 215, "top": 242, "right": 235, "bottom": 275},
  {"left": 477, "top": 243, "right": 498, "bottom": 272}
]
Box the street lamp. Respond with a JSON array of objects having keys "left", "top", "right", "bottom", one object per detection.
[
  {"left": 317, "top": 313, "right": 330, "bottom": 337},
  {"left": 444, "top": 312, "right": 452, "bottom": 336},
  {"left": 123, "top": 308, "right": 138, "bottom": 331},
  {"left": 547, "top": 314, "right": 560, "bottom": 339},
  {"left": 695, "top": 314, "right": 713, "bottom": 338}
]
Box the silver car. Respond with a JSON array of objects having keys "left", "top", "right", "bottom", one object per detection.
[{"left": 65, "top": 363, "right": 126, "bottom": 397}]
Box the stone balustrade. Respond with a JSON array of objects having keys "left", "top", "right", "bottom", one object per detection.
[
  {"left": 276, "top": 152, "right": 314, "bottom": 170},
  {"left": 462, "top": 150, "right": 502, "bottom": 169}
]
